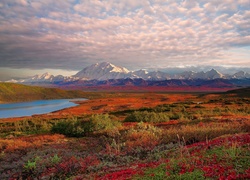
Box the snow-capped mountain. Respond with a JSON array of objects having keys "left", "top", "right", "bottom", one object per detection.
[
  {"left": 74, "top": 62, "right": 131, "bottom": 80},
  {"left": 73, "top": 62, "right": 212, "bottom": 81},
  {"left": 30, "top": 72, "right": 54, "bottom": 82},
  {"left": 176, "top": 69, "right": 225, "bottom": 79},
  {"left": 132, "top": 69, "right": 149, "bottom": 79},
  {"left": 203, "top": 69, "right": 225, "bottom": 79},
  {"left": 12, "top": 72, "right": 78, "bottom": 84},
  {"left": 12, "top": 72, "right": 55, "bottom": 83},
  {"left": 132, "top": 70, "right": 171, "bottom": 80},
  {"left": 231, "top": 71, "right": 250, "bottom": 79},
  {"left": 7, "top": 62, "right": 250, "bottom": 85},
  {"left": 147, "top": 71, "right": 171, "bottom": 80},
  {"left": 177, "top": 71, "right": 196, "bottom": 79}
]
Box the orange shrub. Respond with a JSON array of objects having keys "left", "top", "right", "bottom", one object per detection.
[
  {"left": 125, "top": 122, "right": 162, "bottom": 151},
  {"left": 160, "top": 121, "right": 245, "bottom": 145},
  {"left": 0, "top": 134, "right": 65, "bottom": 152}
]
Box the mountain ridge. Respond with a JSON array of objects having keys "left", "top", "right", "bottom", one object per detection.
[
  {"left": 74, "top": 62, "right": 130, "bottom": 80},
  {"left": 6, "top": 62, "right": 250, "bottom": 88}
]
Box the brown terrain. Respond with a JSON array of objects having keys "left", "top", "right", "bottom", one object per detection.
[{"left": 1, "top": 93, "right": 196, "bottom": 122}]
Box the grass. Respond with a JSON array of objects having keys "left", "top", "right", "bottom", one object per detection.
[{"left": 0, "top": 82, "right": 88, "bottom": 103}]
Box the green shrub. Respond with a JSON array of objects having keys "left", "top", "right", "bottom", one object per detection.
[
  {"left": 24, "top": 156, "right": 40, "bottom": 171},
  {"left": 51, "top": 117, "right": 93, "bottom": 137},
  {"left": 89, "top": 114, "right": 121, "bottom": 137},
  {"left": 133, "top": 163, "right": 204, "bottom": 180},
  {"left": 194, "top": 105, "right": 205, "bottom": 108},
  {"left": 153, "top": 104, "right": 171, "bottom": 112},
  {"left": 133, "top": 163, "right": 167, "bottom": 179},
  {"left": 124, "top": 111, "right": 169, "bottom": 123},
  {"left": 51, "top": 114, "right": 121, "bottom": 137},
  {"left": 50, "top": 154, "right": 61, "bottom": 164},
  {"left": 0, "top": 118, "right": 54, "bottom": 135},
  {"left": 166, "top": 170, "right": 205, "bottom": 180},
  {"left": 169, "top": 113, "right": 184, "bottom": 120}
]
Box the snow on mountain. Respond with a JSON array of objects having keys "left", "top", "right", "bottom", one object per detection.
[
  {"left": 177, "top": 71, "right": 196, "bottom": 79},
  {"left": 21, "top": 72, "right": 55, "bottom": 83},
  {"left": 74, "top": 62, "right": 131, "bottom": 80},
  {"left": 7, "top": 62, "right": 250, "bottom": 84},
  {"left": 35, "top": 72, "right": 54, "bottom": 81},
  {"left": 232, "top": 71, "right": 250, "bottom": 79},
  {"left": 6, "top": 79, "right": 19, "bottom": 83},
  {"left": 39, "top": 72, "right": 54, "bottom": 80},
  {"left": 171, "top": 69, "right": 224, "bottom": 80},
  {"left": 14, "top": 73, "right": 78, "bottom": 84},
  {"left": 52, "top": 75, "right": 67, "bottom": 82},
  {"left": 132, "top": 70, "right": 170, "bottom": 80},
  {"left": 204, "top": 69, "right": 224, "bottom": 79},
  {"left": 132, "top": 69, "right": 149, "bottom": 79},
  {"left": 147, "top": 71, "right": 171, "bottom": 80}
]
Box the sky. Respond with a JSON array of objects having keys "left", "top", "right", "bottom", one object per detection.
[{"left": 0, "top": 0, "right": 250, "bottom": 80}]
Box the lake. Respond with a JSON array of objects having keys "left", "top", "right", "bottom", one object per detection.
[{"left": 0, "top": 99, "right": 86, "bottom": 118}]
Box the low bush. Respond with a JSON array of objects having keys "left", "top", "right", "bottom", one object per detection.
[
  {"left": 153, "top": 104, "right": 171, "bottom": 112},
  {"left": 160, "top": 122, "right": 244, "bottom": 145},
  {"left": 51, "top": 117, "right": 93, "bottom": 137},
  {"left": 132, "top": 163, "right": 205, "bottom": 180},
  {"left": 0, "top": 134, "right": 65, "bottom": 152},
  {"left": 125, "top": 122, "right": 162, "bottom": 151},
  {"left": 124, "top": 111, "right": 170, "bottom": 123},
  {"left": 89, "top": 114, "right": 121, "bottom": 137},
  {"left": 51, "top": 114, "right": 121, "bottom": 137},
  {"left": 0, "top": 118, "right": 57, "bottom": 136}
]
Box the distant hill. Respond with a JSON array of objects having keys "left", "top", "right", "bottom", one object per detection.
[
  {"left": 0, "top": 82, "right": 87, "bottom": 103},
  {"left": 225, "top": 87, "right": 250, "bottom": 97},
  {"left": 52, "top": 78, "right": 249, "bottom": 89}
]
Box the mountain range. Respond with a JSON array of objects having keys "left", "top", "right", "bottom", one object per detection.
[{"left": 7, "top": 62, "right": 250, "bottom": 88}]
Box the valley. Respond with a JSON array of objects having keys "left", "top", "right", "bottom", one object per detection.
[
  {"left": 0, "top": 86, "right": 249, "bottom": 179},
  {"left": 1, "top": 1, "right": 250, "bottom": 179}
]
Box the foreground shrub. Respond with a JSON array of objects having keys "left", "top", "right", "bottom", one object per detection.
[
  {"left": 89, "top": 114, "right": 121, "bottom": 137},
  {"left": 160, "top": 122, "right": 244, "bottom": 145},
  {"left": 124, "top": 111, "right": 170, "bottom": 123},
  {"left": 125, "top": 122, "right": 162, "bottom": 151},
  {"left": 51, "top": 117, "right": 93, "bottom": 137},
  {"left": 0, "top": 134, "right": 65, "bottom": 152},
  {"left": 0, "top": 118, "right": 56, "bottom": 136},
  {"left": 51, "top": 114, "right": 121, "bottom": 137},
  {"left": 99, "top": 133, "right": 250, "bottom": 180},
  {"left": 132, "top": 163, "right": 205, "bottom": 180}
]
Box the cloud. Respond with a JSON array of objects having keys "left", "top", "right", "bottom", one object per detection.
[{"left": 0, "top": 0, "right": 249, "bottom": 71}]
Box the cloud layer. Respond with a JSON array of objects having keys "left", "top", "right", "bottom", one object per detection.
[{"left": 0, "top": 0, "right": 249, "bottom": 70}]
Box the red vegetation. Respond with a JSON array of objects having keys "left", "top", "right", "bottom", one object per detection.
[{"left": 97, "top": 133, "right": 250, "bottom": 180}]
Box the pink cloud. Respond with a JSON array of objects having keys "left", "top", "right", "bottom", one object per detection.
[{"left": 0, "top": 0, "right": 249, "bottom": 70}]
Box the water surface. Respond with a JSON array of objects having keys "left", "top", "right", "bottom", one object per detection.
[{"left": 0, "top": 99, "right": 86, "bottom": 118}]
